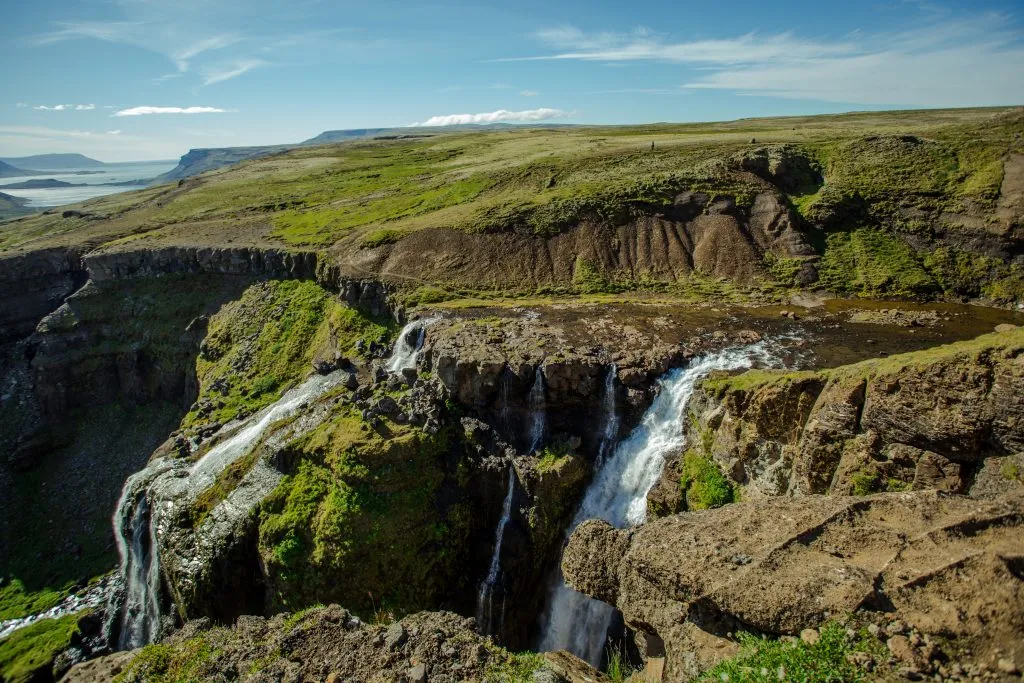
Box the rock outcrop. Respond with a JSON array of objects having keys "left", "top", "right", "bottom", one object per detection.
[
  {"left": 651, "top": 328, "right": 1024, "bottom": 506},
  {"left": 66, "top": 606, "right": 605, "bottom": 682},
  {"left": 563, "top": 490, "right": 1024, "bottom": 681}
]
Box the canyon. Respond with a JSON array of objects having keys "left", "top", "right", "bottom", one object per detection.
[{"left": 0, "top": 108, "right": 1022, "bottom": 683}]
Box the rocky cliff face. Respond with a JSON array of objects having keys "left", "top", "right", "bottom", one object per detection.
[
  {"left": 648, "top": 327, "right": 1024, "bottom": 512},
  {"left": 0, "top": 248, "right": 85, "bottom": 343},
  {"left": 563, "top": 490, "right": 1024, "bottom": 681},
  {"left": 339, "top": 189, "right": 818, "bottom": 291}
]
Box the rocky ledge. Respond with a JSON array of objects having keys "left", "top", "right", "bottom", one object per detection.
[
  {"left": 563, "top": 490, "right": 1024, "bottom": 682},
  {"left": 648, "top": 326, "right": 1024, "bottom": 514}
]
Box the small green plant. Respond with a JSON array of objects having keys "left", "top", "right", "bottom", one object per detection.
[
  {"left": 850, "top": 466, "right": 912, "bottom": 495},
  {"left": 680, "top": 414, "right": 734, "bottom": 510},
  {"left": 698, "top": 622, "right": 876, "bottom": 682},
  {"left": 606, "top": 643, "right": 637, "bottom": 682},
  {"left": 483, "top": 645, "right": 547, "bottom": 682},
  {"left": 535, "top": 441, "right": 573, "bottom": 473}
]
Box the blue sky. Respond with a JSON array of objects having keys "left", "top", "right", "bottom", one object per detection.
[{"left": 2, "top": 0, "right": 1023, "bottom": 161}]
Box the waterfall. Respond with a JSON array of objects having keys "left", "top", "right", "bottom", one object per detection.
[
  {"left": 527, "top": 367, "right": 546, "bottom": 453},
  {"left": 536, "top": 341, "right": 786, "bottom": 665},
  {"left": 595, "top": 365, "right": 620, "bottom": 470},
  {"left": 105, "top": 370, "right": 347, "bottom": 650},
  {"left": 387, "top": 317, "right": 438, "bottom": 374},
  {"left": 476, "top": 466, "right": 517, "bottom": 637},
  {"left": 111, "top": 485, "right": 163, "bottom": 650}
]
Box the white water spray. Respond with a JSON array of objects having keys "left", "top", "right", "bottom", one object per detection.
[
  {"left": 527, "top": 368, "right": 546, "bottom": 453},
  {"left": 537, "top": 341, "right": 787, "bottom": 664},
  {"left": 107, "top": 371, "right": 346, "bottom": 649},
  {"left": 476, "top": 466, "right": 517, "bottom": 636},
  {"left": 387, "top": 318, "right": 438, "bottom": 374}
]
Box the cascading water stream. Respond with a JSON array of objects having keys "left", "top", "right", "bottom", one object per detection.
[
  {"left": 527, "top": 368, "right": 546, "bottom": 453},
  {"left": 387, "top": 317, "right": 438, "bottom": 374},
  {"left": 595, "top": 364, "right": 620, "bottom": 469},
  {"left": 537, "top": 341, "right": 788, "bottom": 665},
  {"left": 105, "top": 370, "right": 347, "bottom": 650},
  {"left": 476, "top": 466, "right": 517, "bottom": 637}
]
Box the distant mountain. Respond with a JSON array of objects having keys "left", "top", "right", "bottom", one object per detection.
[
  {"left": 0, "top": 153, "right": 105, "bottom": 170},
  {"left": 0, "top": 178, "right": 79, "bottom": 189},
  {"left": 0, "top": 160, "right": 44, "bottom": 179},
  {"left": 150, "top": 146, "right": 290, "bottom": 184},
  {"left": 0, "top": 191, "right": 33, "bottom": 220},
  {"left": 149, "top": 124, "right": 581, "bottom": 185},
  {"left": 300, "top": 128, "right": 399, "bottom": 145}
]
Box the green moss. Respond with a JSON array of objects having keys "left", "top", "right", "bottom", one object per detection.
[
  {"left": 764, "top": 253, "right": 806, "bottom": 288},
  {"left": 572, "top": 256, "right": 611, "bottom": 294},
  {"left": 257, "top": 405, "right": 471, "bottom": 617},
  {"left": 115, "top": 635, "right": 218, "bottom": 683},
  {"left": 1001, "top": 460, "right": 1022, "bottom": 483},
  {"left": 697, "top": 622, "right": 881, "bottom": 682},
  {"left": 483, "top": 646, "right": 547, "bottom": 683},
  {"left": 0, "top": 580, "right": 68, "bottom": 621},
  {"left": 817, "top": 229, "right": 936, "bottom": 297},
  {"left": 185, "top": 280, "right": 393, "bottom": 430},
  {"left": 359, "top": 228, "right": 405, "bottom": 249},
  {"left": 681, "top": 449, "right": 734, "bottom": 510},
  {"left": 535, "top": 442, "right": 573, "bottom": 473},
  {"left": 678, "top": 415, "right": 734, "bottom": 510},
  {"left": 0, "top": 614, "right": 80, "bottom": 683}
]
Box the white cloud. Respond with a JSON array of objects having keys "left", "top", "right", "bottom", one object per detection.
[
  {"left": 16, "top": 102, "right": 28, "bottom": 108},
  {"left": 107, "top": 130, "right": 122, "bottom": 135},
  {"left": 30, "top": 103, "right": 96, "bottom": 111},
  {"left": 520, "top": 89, "right": 539, "bottom": 97},
  {"left": 412, "top": 108, "right": 570, "bottom": 127},
  {"left": 511, "top": 15, "right": 1024, "bottom": 106},
  {"left": 114, "top": 106, "right": 228, "bottom": 117},
  {"left": 201, "top": 59, "right": 267, "bottom": 85}
]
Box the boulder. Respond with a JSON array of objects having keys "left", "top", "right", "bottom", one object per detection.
[{"left": 563, "top": 491, "right": 1024, "bottom": 681}]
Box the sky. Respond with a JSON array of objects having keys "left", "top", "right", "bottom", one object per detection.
[{"left": 2, "top": 0, "right": 1023, "bottom": 161}]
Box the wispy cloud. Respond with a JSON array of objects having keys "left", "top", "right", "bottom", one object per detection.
[
  {"left": 512, "top": 16, "right": 1024, "bottom": 107},
  {"left": 107, "top": 129, "right": 122, "bottom": 135},
  {"left": 172, "top": 34, "right": 241, "bottom": 72},
  {"left": 519, "top": 89, "right": 539, "bottom": 97},
  {"left": 30, "top": 20, "right": 261, "bottom": 85},
  {"left": 16, "top": 102, "right": 28, "bottom": 108},
  {"left": 201, "top": 59, "right": 267, "bottom": 85},
  {"left": 412, "top": 108, "right": 570, "bottom": 127},
  {"left": 30, "top": 20, "right": 146, "bottom": 46},
  {"left": 506, "top": 26, "right": 852, "bottom": 64},
  {"left": 32, "top": 103, "right": 95, "bottom": 111},
  {"left": 114, "top": 106, "right": 228, "bottom": 117}
]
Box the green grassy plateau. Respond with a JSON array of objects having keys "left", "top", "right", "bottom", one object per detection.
[{"left": 2, "top": 106, "right": 1022, "bottom": 303}]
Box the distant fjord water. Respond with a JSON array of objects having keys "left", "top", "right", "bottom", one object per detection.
[{"left": 0, "top": 160, "right": 177, "bottom": 207}]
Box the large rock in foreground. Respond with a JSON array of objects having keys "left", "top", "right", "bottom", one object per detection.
[
  {"left": 563, "top": 490, "right": 1024, "bottom": 681},
  {"left": 64, "top": 607, "right": 605, "bottom": 683}
]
